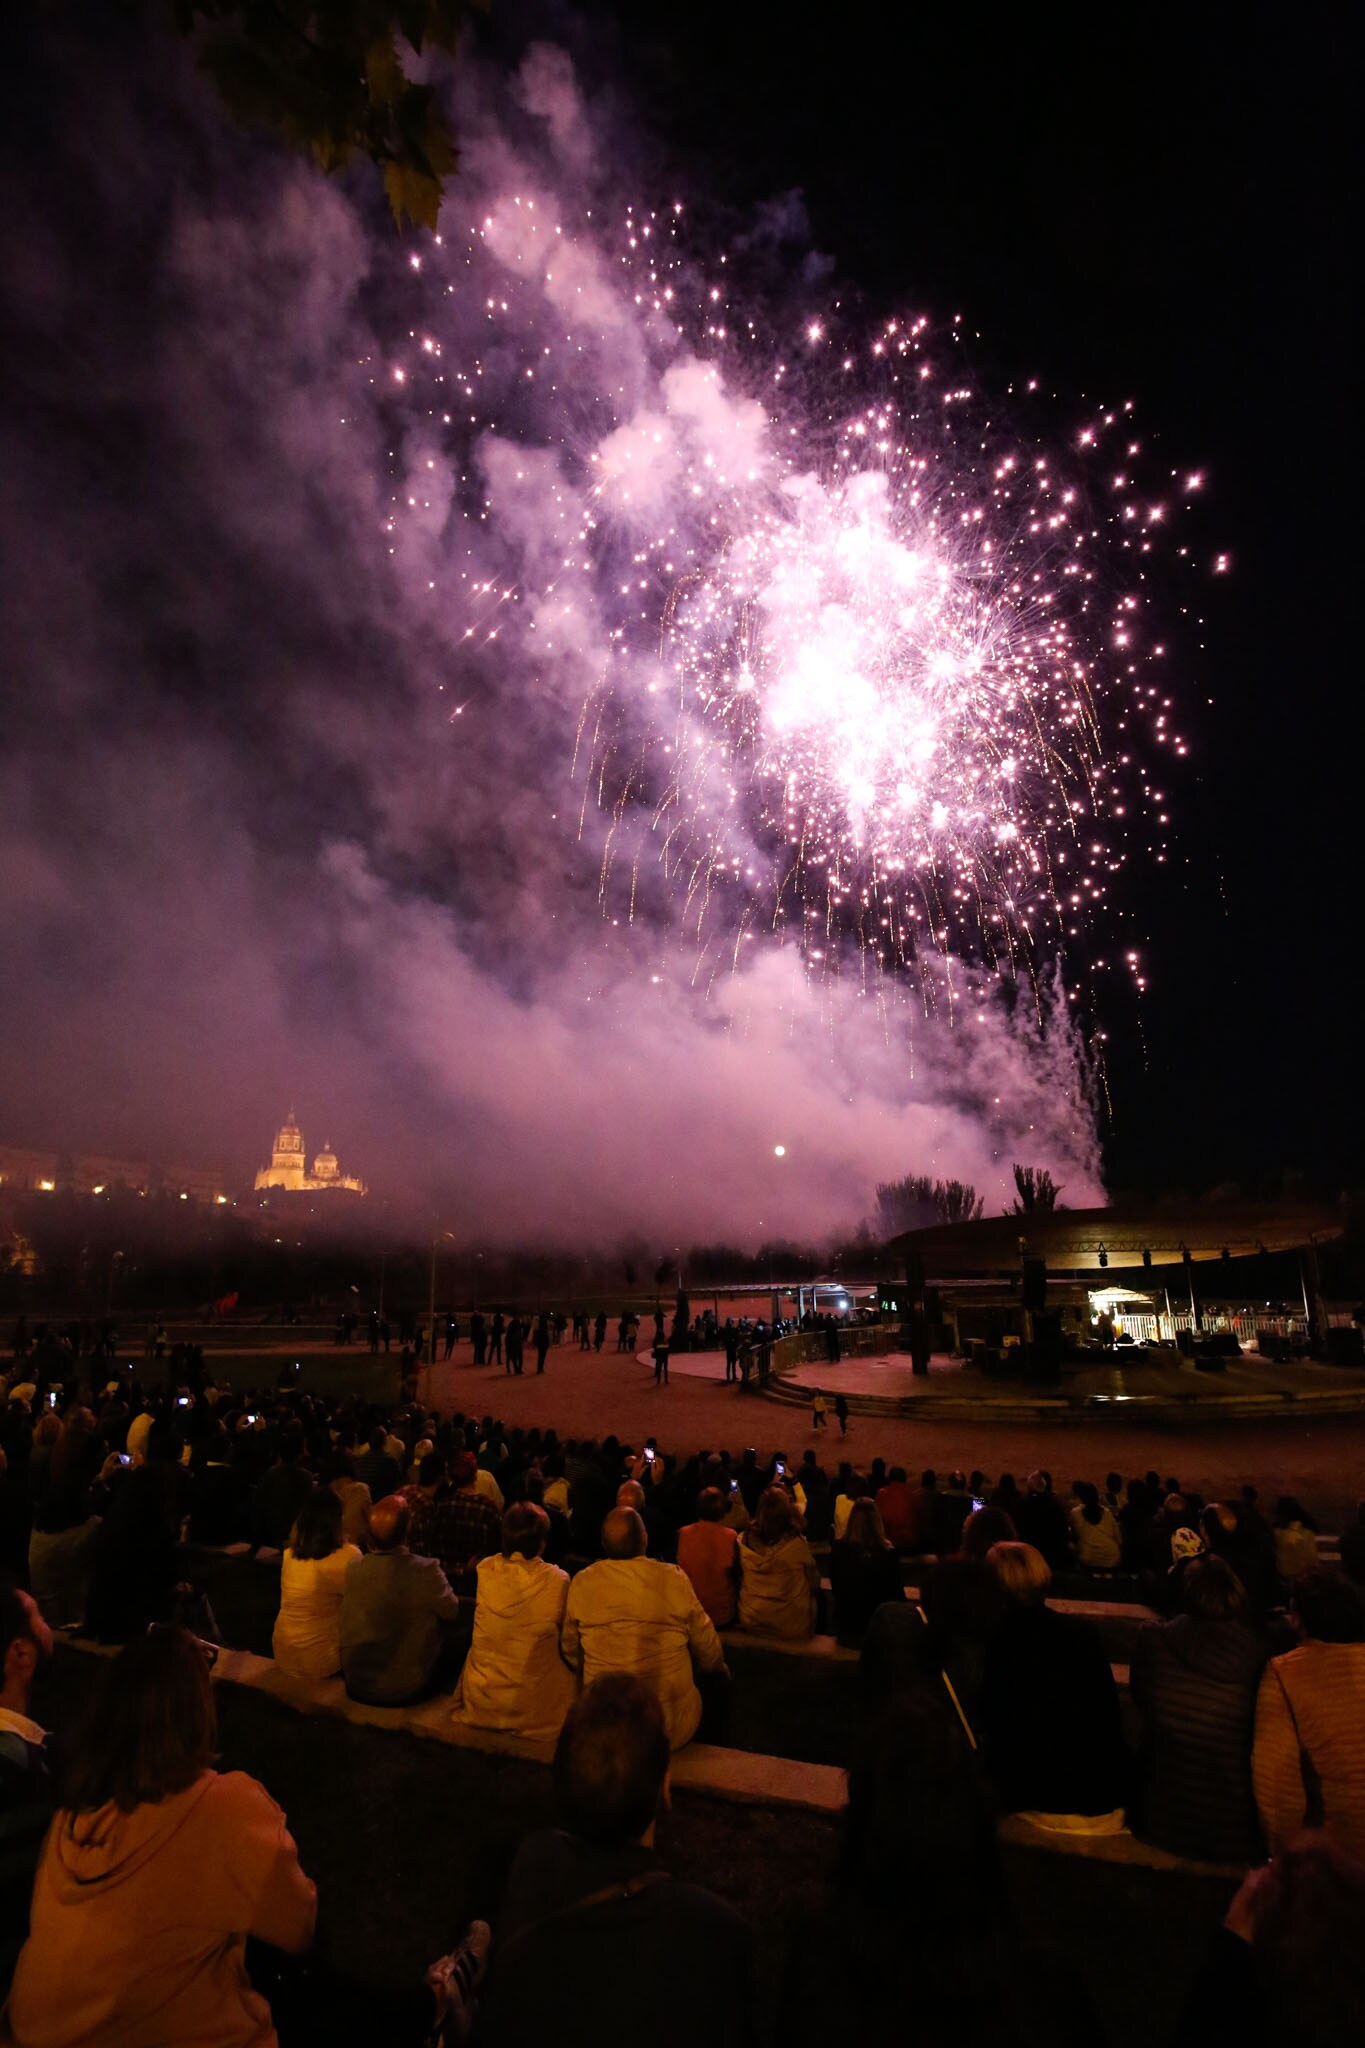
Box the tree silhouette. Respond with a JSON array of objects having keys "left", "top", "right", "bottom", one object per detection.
[
  {"left": 875, "top": 1175, "right": 984, "bottom": 1235},
  {"left": 175, "top": 2, "right": 481, "bottom": 228},
  {"left": 1010, "top": 1163, "right": 1062, "bottom": 1213}
]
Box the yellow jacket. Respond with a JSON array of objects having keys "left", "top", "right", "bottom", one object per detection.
[{"left": 562, "top": 1556, "right": 724, "bottom": 1748}]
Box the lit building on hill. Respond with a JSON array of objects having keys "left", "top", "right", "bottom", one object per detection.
[{"left": 254, "top": 1112, "right": 366, "bottom": 1195}]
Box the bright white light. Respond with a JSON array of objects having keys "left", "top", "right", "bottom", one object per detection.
[{"left": 773, "top": 1144, "right": 786, "bottom": 1157}]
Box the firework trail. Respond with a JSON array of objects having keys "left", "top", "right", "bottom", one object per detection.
[{"left": 378, "top": 56, "right": 1203, "bottom": 1059}]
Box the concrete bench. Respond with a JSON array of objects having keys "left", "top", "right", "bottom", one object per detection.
[
  {"left": 58, "top": 1637, "right": 1241, "bottom": 1881},
  {"left": 723, "top": 1626, "right": 1129, "bottom": 1693},
  {"left": 998, "top": 1813, "right": 1243, "bottom": 1880},
  {"left": 62, "top": 1635, "right": 845, "bottom": 1815}
]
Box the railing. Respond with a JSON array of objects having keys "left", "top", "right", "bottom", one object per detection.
[{"left": 766, "top": 1325, "right": 898, "bottom": 1378}]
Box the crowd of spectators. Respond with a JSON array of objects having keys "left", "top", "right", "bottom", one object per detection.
[{"left": 1, "top": 1351, "right": 1363, "bottom": 2044}]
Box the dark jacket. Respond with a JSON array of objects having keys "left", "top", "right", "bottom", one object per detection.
[
  {"left": 981, "top": 1602, "right": 1128, "bottom": 1816},
  {"left": 1130, "top": 1614, "right": 1269, "bottom": 1862},
  {"left": 0, "top": 1723, "right": 51, "bottom": 1995},
  {"left": 1013, "top": 1490, "right": 1071, "bottom": 1572},
  {"left": 475, "top": 1829, "right": 752, "bottom": 2048},
  {"left": 828, "top": 1540, "right": 904, "bottom": 1645},
  {"left": 338, "top": 1549, "right": 460, "bottom": 1704}
]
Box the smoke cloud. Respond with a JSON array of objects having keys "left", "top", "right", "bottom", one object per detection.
[{"left": 0, "top": 15, "right": 1103, "bottom": 1245}]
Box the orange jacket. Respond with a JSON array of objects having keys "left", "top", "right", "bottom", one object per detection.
[{"left": 4, "top": 1770, "right": 316, "bottom": 2047}]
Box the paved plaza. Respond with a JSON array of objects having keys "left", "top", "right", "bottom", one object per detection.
[{"left": 405, "top": 1338, "right": 1365, "bottom": 1529}]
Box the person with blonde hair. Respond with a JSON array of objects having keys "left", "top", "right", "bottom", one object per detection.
[
  {"left": 455, "top": 1502, "right": 577, "bottom": 1744},
  {"left": 828, "top": 1497, "right": 904, "bottom": 1646},
  {"left": 271, "top": 1488, "right": 361, "bottom": 1684},
  {"left": 980, "top": 1541, "right": 1127, "bottom": 1830},
  {"left": 737, "top": 1488, "right": 820, "bottom": 1639}
]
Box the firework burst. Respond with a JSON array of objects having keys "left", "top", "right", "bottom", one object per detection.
[{"left": 380, "top": 188, "right": 1201, "bottom": 1023}]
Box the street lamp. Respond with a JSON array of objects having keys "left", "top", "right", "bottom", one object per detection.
[{"left": 427, "top": 1229, "right": 456, "bottom": 1387}]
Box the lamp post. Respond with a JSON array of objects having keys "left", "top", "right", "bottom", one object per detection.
[{"left": 426, "top": 1229, "right": 455, "bottom": 1402}]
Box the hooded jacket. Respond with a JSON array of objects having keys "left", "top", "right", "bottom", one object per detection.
[
  {"left": 2, "top": 1770, "right": 316, "bottom": 2048},
  {"left": 1130, "top": 1613, "right": 1270, "bottom": 1862},
  {"left": 736, "top": 1532, "right": 819, "bottom": 1640},
  {"left": 454, "top": 1551, "right": 577, "bottom": 1744}
]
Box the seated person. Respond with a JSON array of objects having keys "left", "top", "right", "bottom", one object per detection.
[
  {"left": 828, "top": 1497, "right": 905, "bottom": 1646},
  {"left": 737, "top": 1488, "right": 820, "bottom": 1639},
  {"left": 475, "top": 1674, "right": 753, "bottom": 2048},
  {"left": 980, "top": 1540, "right": 1128, "bottom": 1830},
  {"left": 562, "top": 1508, "right": 727, "bottom": 1749},
  {"left": 1069, "top": 1481, "right": 1122, "bottom": 1571},
  {"left": 412, "top": 1451, "right": 502, "bottom": 1596},
  {"left": 1253, "top": 1569, "right": 1365, "bottom": 1860},
  {"left": 338, "top": 1495, "right": 460, "bottom": 1706},
  {"left": 1129, "top": 1555, "right": 1270, "bottom": 1863},
  {"left": 0, "top": 1587, "right": 54, "bottom": 1998},
  {"left": 4, "top": 1627, "right": 316, "bottom": 2046},
  {"left": 454, "top": 1502, "right": 577, "bottom": 1742},
  {"left": 676, "top": 1488, "right": 740, "bottom": 1629},
  {"left": 272, "top": 1489, "right": 361, "bottom": 1684}
]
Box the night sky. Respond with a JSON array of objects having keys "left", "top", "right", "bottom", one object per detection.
[
  {"left": 589, "top": 0, "right": 1359, "bottom": 1191},
  {"left": 0, "top": 1, "right": 1356, "bottom": 1237}
]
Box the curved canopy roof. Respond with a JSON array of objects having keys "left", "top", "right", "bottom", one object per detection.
[{"left": 887, "top": 1201, "right": 1342, "bottom": 1276}]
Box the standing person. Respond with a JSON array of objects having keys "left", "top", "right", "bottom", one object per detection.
[
  {"left": 594, "top": 1311, "right": 608, "bottom": 1353},
  {"left": 652, "top": 1332, "right": 670, "bottom": 1385},
  {"left": 443, "top": 1314, "right": 458, "bottom": 1361},
  {"left": 470, "top": 1311, "right": 487, "bottom": 1366},
  {"left": 534, "top": 1316, "right": 551, "bottom": 1375},
  {"left": 834, "top": 1393, "right": 850, "bottom": 1437},
  {"left": 811, "top": 1391, "right": 828, "bottom": 1432},
  {"left": 272, "top": 1491, "right": 362, "bottom": 1684},
  {"left": 504, "top": 1320, "right": 521, "bottom": 1376},
  {"left": 488, "top": 1313, "right": 505, "bottom": 1369},
  {"left": 4, "top": 1628, "right": 317, "bottom": 2048},
  {"left": 723, "top": 1323, "right": 740, "bottom": 1383}
]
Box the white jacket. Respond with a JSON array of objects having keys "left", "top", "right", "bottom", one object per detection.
[{"left": 455, "top": 1552, "right": 577, "bottom": 1744}]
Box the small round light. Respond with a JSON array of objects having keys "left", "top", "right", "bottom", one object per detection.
[{"left": 773, "top": 1145, "right": 786, "bottom": 1157}]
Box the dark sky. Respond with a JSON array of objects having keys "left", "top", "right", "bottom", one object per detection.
[
  {"left": 0, "top": 2, "right": 1356, "bottom": 1237},
  {"left": 572, "top": 0, "right": 1359, "bottom": 1190}
]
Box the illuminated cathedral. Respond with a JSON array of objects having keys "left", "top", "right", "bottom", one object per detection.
[{"left": 254, "top": 1112, "right": 366, "bottom": 1195}]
